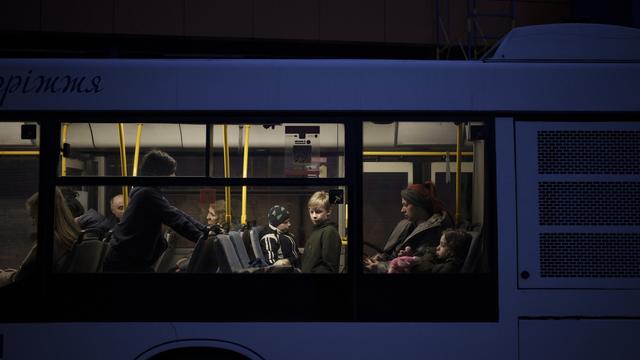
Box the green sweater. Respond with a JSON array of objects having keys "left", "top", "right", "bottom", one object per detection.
[{"left": 302, "top": 222, "right": 341, "bottom": 273}]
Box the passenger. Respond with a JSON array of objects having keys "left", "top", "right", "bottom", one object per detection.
[
  {"left": 259, "top": 205, "right": 301, "bottom": 268},
  {"left": 103, "top": 150, "right": 209, "bottom": 272},
  {"left": 206, "top": 199, "right": 230, "bottom": 233},
  {"left": 364, "top": 181, "right": 452, "bottom": 273},
  {"left": 301, "top": 191, "right": 341, "bottom": 273},
  {"left": 76, "top": 194, "right": 125, "bottom": 234},
  {"left": 0, "top": 188, "right": 80, "bottom": 287},
  {"left": 172, "top": 200, "right": 227, "bottom": 272},
  {"left": 388, "top": 229, "right": 471, "bottom": 274}
]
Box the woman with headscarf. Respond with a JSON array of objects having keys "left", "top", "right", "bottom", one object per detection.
[{"left": 364, "top": 181, "right": 453, "bottom": 273}]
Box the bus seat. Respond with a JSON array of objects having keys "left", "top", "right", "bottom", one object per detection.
[
  {"left": 460, "top": 229, "right": 482, "bottom": 274},
  {"left": 239, "top": 225, "right": 264, "bottom": 262},
  {"left": 249, "top": 227, "right": 265, "bottom": 262},
  {"left": 153, "top": 231, "right": 178, "bottom": 272},
  {"left": 186, "top": 235, "right": 219, "bottom": 273},
  {"left": 214, "top": 234, "right": 244, "bottom": 273},
  {"left": 229, "top": 231, "right": 251, "bottom": 268},
  {"left": 241, "top": 230, "right": 256, "bottom": 262},
  {"left": 64, "top": 230, "right": 110, "bottom": 273}
]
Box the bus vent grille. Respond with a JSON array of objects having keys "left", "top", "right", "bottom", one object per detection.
[
  {"left": 540, "top": 233, "right": 640, "bottom": 278},
  {"left": 539, "top": 182, "right": 640, "bottom": 226},
  {"left": 537, "top": 130, "right": 640, "bottom": 174}
]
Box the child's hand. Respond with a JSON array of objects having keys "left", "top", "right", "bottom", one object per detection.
[
  {"left": 397, "top": 246, "right": 414, "bottom": 257},
  {"left": 274, "top": 259, "right": 291, "bottom": 266},
  {"left": 366, "top": 253, "right": 384, "bottom": 262},
  {"left": 363, "top": 256, "right": 379, "bottom": 271}
]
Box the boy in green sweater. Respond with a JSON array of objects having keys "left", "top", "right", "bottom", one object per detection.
[{"left": 301, "top": 191, "right": 341, "bottom": 273}]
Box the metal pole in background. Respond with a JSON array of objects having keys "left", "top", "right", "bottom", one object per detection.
[{"left": 117, "top": 123, "right": 129, "bottom": 207}]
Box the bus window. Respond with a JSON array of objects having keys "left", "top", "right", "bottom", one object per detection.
[
  {"left": 55, "top": 185, "right": 348, "bottom": 274},
  {"left": 58, "top": 123, "right": 206, "bottom": 177},
  {"left": 0, "top": 122, "right": 39, "bottom": 287},
  {"left": 362, "top": 121, "right": 487, "bottom": 274},
  {"left": 209, "top": 124, "right": 345, "bottom": 178}
]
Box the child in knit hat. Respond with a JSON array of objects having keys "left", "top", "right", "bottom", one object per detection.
[{"left": 259, "top": 205, "right": 301, "bottom": 268}]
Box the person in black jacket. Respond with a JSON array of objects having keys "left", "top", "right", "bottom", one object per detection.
[
  {"left": 76, "top": 194, "right": 124, "bottom": 235},
  {"left": 103, "top": 150, "right": 208, "bottom": 272},
  {"left": 259, "top": 205, "right": 301, "bottom": 268}
]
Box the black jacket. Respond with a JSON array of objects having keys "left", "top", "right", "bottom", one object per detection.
[
  {"left": 77, "top": 209, "right": 118, "bottom": 235},
  {"left": 259, "top": 225, "right": 301, "bottom": 268},
  {"left": 104, "top": 187, "right": 206, "bottom": 272}
]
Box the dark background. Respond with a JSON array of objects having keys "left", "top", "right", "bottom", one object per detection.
[{"left": 1, "top": 1, "right": 638, "bottom": 59}]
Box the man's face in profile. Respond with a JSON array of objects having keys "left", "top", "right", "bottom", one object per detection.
[{"left": 111, "top": 195, "right": 125, "bottom": 220}]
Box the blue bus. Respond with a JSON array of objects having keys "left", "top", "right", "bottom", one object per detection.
[{"left": 1, "top": 23, "right": 639, "bottom": 359}]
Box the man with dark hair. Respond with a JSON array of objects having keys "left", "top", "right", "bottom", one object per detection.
[
  {"left": 140, "top": 149, "right": 177, "bottom": 176},
  {"left": 104, "top": 150, "right": 208, "bottom": 272}
]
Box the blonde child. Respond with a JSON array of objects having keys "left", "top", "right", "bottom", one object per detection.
[{"left": 301, "top": 191, "right": 341, "bottom": 273}]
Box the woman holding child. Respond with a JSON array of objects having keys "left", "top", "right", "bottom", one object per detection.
[{"left": 364, "top": 181, "right": 453, "bottom": 273}]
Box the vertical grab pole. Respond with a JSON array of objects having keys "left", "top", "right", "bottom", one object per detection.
[
  {"left": 342, "top": 203, "right": 348, "bottom": 246},
  {"left": 132, "top": 123, "right": 143, "bottom": 177},
  {"left": 241, "top": 125, "right": 251, "bottom": 225},
  {"left": 117, "top": 123, "right": 129, "bottom": 208},
  {"left": 61, "top": 123, "right": 69, "bottom": 176},
  {"left": 455, "top": 122, "right": 463, "bottom": 226},
  {"left": 222, "top": 125, "right": 232, "bottom": 225}
]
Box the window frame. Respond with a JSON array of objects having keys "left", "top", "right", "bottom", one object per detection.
[{"left": 26, "top": 112, "right": 498, "bottom": 322}]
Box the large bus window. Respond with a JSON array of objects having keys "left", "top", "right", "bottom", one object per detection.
[
  {"left": 59, "top": 123, "right": 206, "bottom": 176},
  {"left": 209, "top": 124, "right": 345, "bottom": 178},
  {"left": 55, "top": 185, "right": 347, "bottom": 274},
  {"left": 362, "top": 121, "right": 487, "bottom": 274},
  {"left": 0, "top": 122, "right": 39, "bottom": 287}
]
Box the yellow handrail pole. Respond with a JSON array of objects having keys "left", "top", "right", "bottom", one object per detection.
[
  {"left": 455, "top": 123, "right": 463, "bottom": 226},
  {"left": 241, "top": 125, "right": 251, "bottom": 225},
  {"left": 222, "top": 125, "right": 232, "bottom": 225},
  {"left": 117, "top": 123, "right": 129, "bottom": 208},
  {"left": 132, "top": 123, "right": 143, "bottom": 177},
  {"left": 363, "top": 151, "right": 473, "bottom": 157},
  {"left": 61, "top": 123, "right": 69, "bottom": 176},
  {"left": 341, "top": 203, "right": 348, "bottom": 246},
  {"left": 0, "top": 151, "right": 40, "bottom": 155}
]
